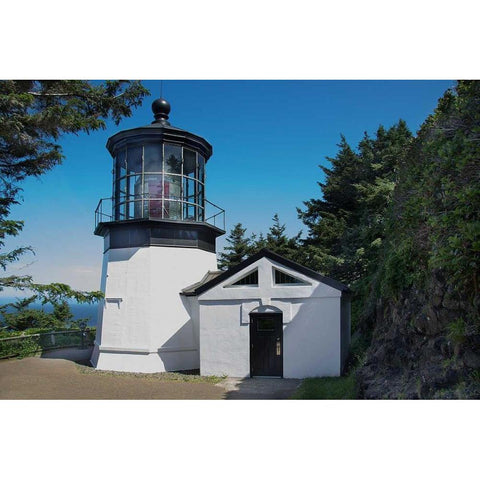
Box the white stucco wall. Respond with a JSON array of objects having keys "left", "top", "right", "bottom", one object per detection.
[
  {"left": 197, "top": 257, "right": 345, "bottom": 379},
  {"left": 91, "top": 246, "right": 217, "bottom": 373}
]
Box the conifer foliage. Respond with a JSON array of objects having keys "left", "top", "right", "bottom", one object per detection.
[
  {"left": 298, "top": 121, "right": 413, "bottom": 287},
  {"left": 218, "top": 215, "right": 302, "bottom": 270},
  {"left": 217, "top": 223, "right": 255, "bottom": 270},
  {"left": 0, "top": 80, "right": 150, "bottom": 328}
]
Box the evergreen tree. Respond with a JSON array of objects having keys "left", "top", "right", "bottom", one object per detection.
[
  {"left": 0, "top": 80, "right": 149, "bottom": 305},
  {"left": 52, "top": 300, "right": 74, "bottom": 325},
  {"left": 297, "top": 135, "right": 363, "bottom": 276},
  {"left": 297, "top": 122, "right": 412, "bottom": 285},
  {"left": 379, "top": 81, "right": 480, "bottom": 301},
  {"left": 0, "top": 296, "right": 59, "bottom": 330},
  {"left": 261, "top": 214, "right": 302, "bottom": 261},
  {"left": 218, "top": 223, "right": 254, "bottom": 270}
]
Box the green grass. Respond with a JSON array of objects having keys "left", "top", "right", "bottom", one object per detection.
[
  {"left": 76, "top": 365, "right": 225, "bottom": 384},
  {"left": 291, "top": 373, "right": 357, "bottom": 399}
]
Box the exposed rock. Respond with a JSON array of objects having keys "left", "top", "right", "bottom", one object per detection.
[
  {"left": 463, "top": 350, "right": 480, "bottom": 369},
  {"left": 432, "top": 295, "right": 443, "bottom": 307},
  {"left": 443, "top": 296, "right": 461, "bottom": 310},
  {"left": 356, "top": 273, "right": 480, "bottom": 399},
  {"left": 423, "top": 305, "right": 439, "bottom": 335}
]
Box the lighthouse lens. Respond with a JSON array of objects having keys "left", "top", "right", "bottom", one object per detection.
[{"left": 113, "top": 142, "right": 206, "bottom": 222}]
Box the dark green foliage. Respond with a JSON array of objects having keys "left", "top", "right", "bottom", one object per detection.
[
  {"left": 219, "top": 214, "right": 302, "bottom": 270},
  {"left": 298, "top": 136, "right": 362, "bottom": 275},
  {"left": 218, "top": 223, "right": 255, "bottom": 270},
  {"left": 254, "top": 214, "right": 302, "bottom": 261},
  {"left": 2, "top": 309, "right": 56, "bottom": 331},
  {"left": 218, "top": 215, "right": 303, "bottom": 270},
  {"left": 0, "top": 80, "right": 149, "bottom": 219},
  {"left": 52, "top": 300, "right": 74, "bottom": 324},
  {"left": 378, "top": 81, "right": 480, "bottom": 302},
  {"left": 0, "top": 296, "right": 80, "bottom": 331},
  {"left": 0, "top": 80, "right": 149, "bottom": 310},
  {"left": 298, "top": 122, "right": 413, "bottom": 289},
  {"left": 297, "top": 120, "right": 413, "bottom": 332}
]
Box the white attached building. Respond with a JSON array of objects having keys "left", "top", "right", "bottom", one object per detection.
[
  {"left": 90, "top": 97, "right": 351, "bottom": 378},
  {"left": 183, "top": 249, "right": 351, "bottom": 379}
]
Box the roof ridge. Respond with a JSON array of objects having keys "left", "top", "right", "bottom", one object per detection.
[{"left": 183, "top": 249, "right": 350, "bottom": 296}]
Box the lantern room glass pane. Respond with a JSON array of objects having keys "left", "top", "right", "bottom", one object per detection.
[
  {"left": 143, "top": 174, "right": 164, "bottom": 218},
  {"left": 118, "top": 176, "right": 127, "bottom": 196},
  {"left": 114, "top": 148, "right": 126, "bottom": 220},
  {"left": 182, "top": 177, "right": 197, "bottom": 221},
  {"left": 197, "top": 155, "right": 205, "bottom": 184},
  {"left": 111, "top": 140, "right": 210, "bottom": 223},
  {"left": 183, "top": 149, "right": 196, "bottom": 176},
  {"left": 184, "top": 202, "right": 196, "bottom": 221},
  {"left": 164, "top": 174, "right": 182, "bottom": 219},
  {"left": 198, "top": 183, "right": 204, "bottom": 208},
  {"left": 116, "top": 147, "right": 126, "bottom": 169},
  {"left": 126, "top": 145, "right": 142, "bottom": 174},
  {"left": 197, "top": 206, "right": 204, "bottom": 222},
  {"left": 144, "top": 144, "right": 162, "bottom": 172},
  {"left": 127, "top": 175, "right": 143, "bottom": 218},
  {"left": 164, "top": 144, "right": 182, "bottom": 174},
  {"left": 183, "top": 177, "right": 196, "bottom": 202}
]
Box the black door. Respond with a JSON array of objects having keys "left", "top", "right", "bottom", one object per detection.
[{"left": 250, "top": 313, "right": 283, "bottom": 377}]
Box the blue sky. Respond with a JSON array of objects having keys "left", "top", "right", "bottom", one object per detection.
[{"left": 2, "top": 80, "right": 454, "bottom": 295}]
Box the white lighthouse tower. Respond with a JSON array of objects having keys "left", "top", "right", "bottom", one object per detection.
[{"left": 90, "top": 97, "right": 225, "bottom": 373}]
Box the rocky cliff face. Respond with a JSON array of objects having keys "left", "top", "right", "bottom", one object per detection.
[
  {"left": 355, "top": 82, "right": 480, "bottom": 399},
  {"left": 357, "top": 270, "right": 480, "bottom": 399}
]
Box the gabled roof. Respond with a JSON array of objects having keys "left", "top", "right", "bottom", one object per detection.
[{"left": 182, "top": 248, "right": 351, "bottom": 296}]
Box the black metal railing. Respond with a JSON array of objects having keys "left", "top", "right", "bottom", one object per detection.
[
  {"left": 95, "top": 194, "right": 225, "bottom": 231},
  {"left": 0, "top": 329, "right": 96, "bottom": 359}
]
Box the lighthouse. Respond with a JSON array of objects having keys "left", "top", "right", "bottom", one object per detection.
[{"left": 90, "top": 97, "right": 225, "bottom": 373}]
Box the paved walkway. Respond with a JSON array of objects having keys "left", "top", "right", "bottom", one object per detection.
[
  {"left": 0, "top": 348, "right": 301, "bottom": 400},
  {"left": 218, "top": 377, "right": 302, "bottom": 399}
]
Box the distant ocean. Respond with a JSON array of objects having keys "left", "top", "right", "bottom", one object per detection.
[{"left": 0, "top": 297, "right": 98, "bottom": 327}]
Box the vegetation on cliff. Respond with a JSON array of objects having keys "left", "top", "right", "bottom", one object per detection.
[
  {"left": 356, "top": 81, "right": 480, "bottom": 398},
  {"left": 221, "top": 81, "right": 479, "bottom": 398}
]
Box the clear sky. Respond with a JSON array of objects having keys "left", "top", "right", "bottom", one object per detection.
[{"left": 2, "top": 80, "right": 454, "bottom": 296}]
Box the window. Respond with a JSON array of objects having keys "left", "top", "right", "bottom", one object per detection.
[
  {"left": 228, "top": 269, "right": 258, "bottom": 287},
  {"left": 164, "top": 144, "right": 182, "bottom": 174},
  {"left": 112, "top": 142, "right": 206, "bottom": 222},
  {"left": 257, "top": 318, "right": 276, "bottom": 331},
  {"left": 273, "top": 268, "right": 308, "bottom": 285},
  {"left": 143, "top": 143, "right": 162, "bottom": 172}
]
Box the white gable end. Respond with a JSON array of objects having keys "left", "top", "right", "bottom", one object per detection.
[
  {"left": 196, "top": 250, "right": 350, "bottom": 379},
  {"left": 198, "top": 256, "right": 342, "bottom": 302}
]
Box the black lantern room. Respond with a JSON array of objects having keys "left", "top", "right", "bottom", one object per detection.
[{"left": 94, "top": 98, "right": 225, "bottom": 253}]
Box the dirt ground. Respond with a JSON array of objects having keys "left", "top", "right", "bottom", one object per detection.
[
  {"left": 0, "top": 355, "right": 226, "bottom": 400},
  {"left": 0, "top": 349, "right": 302, "bottom": 400}
]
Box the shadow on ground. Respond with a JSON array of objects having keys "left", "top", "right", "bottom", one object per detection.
[{"left": 219, "top": 377, "right": 302, "bottom": 400}]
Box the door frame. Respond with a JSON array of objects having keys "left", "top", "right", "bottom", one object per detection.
[{"left": 249, "top": 312, "right": 283, "bottom": 378}]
